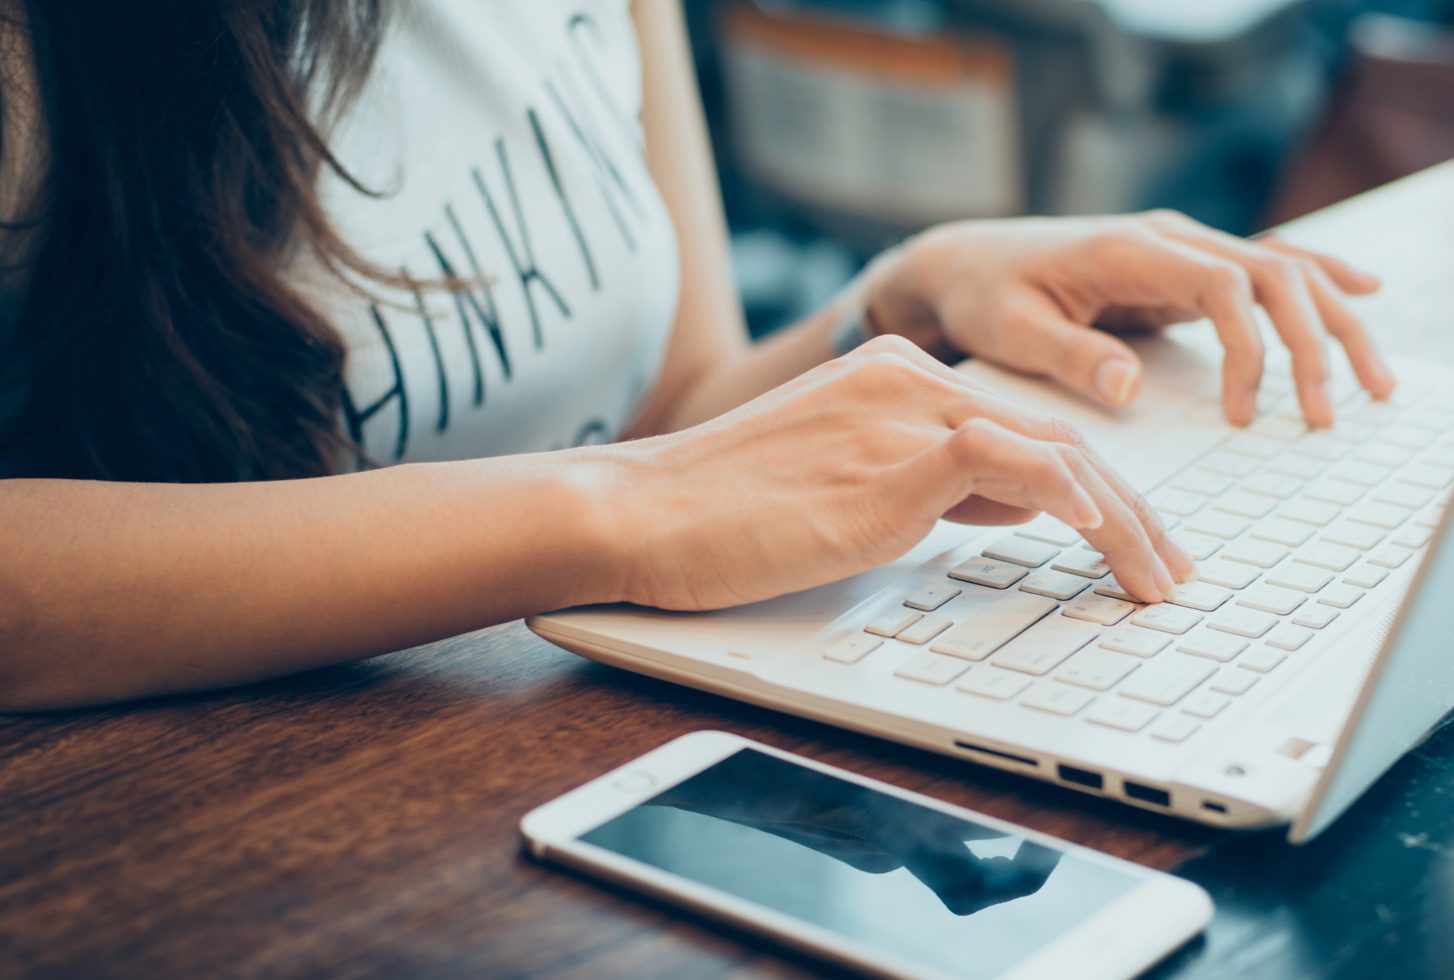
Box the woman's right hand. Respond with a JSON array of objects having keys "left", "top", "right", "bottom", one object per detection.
[{"left": 602, "top": 335, "right": 1195, "bottom": 611}]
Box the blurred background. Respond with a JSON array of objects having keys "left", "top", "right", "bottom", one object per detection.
[{"left": 681, "top": 0, "right": 1454, "bottom": 335}]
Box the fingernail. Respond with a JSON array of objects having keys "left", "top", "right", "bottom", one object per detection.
[
  {"left": 1073, "top": 489, "right": 1104, "bottom": 531},
  {"left": 1094, "top": 359, "right": 1139, "bottom": 406},
  {"left": 1180, "top": 562, "right": 1200, "bottom": 584},
  {"left": 1235, "top": 390, "right": 1258, "bottom": 425},
  {"left": 1165, "top": 537, "right": 1197, "bottom": 580}
]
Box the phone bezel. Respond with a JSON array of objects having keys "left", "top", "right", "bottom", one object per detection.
[{"left": 520, "top": 730, "right": 1212, "bottom": 980}]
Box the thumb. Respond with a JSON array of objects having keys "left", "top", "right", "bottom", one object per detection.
[{"left": 1026, "top": 315, "right": 1144, "bottom": 408}]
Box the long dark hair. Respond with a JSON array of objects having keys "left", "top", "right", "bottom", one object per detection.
[{"left": 1, "top": 1, "right": 389, "bottom": 482}]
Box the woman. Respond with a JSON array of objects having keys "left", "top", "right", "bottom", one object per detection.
[{"left": 0, "top": 1, "right": 1392, "bottom": 710}]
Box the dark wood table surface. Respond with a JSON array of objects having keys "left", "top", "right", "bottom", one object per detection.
[{"left": 4, "top": 164, "right": 1453, "bottom": 979}]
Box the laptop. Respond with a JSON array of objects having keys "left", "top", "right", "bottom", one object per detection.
[{"left": 529, "top": 324, "right": 1454, "bottom": 843}]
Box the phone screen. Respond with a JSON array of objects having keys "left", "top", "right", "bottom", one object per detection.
[{"left": 578, "top": 749, "right": 1142, "bottom": 978}]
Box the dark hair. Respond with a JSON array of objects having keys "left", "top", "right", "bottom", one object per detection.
[{"left": 1, "top": 0, "right": 389, "bottom": 482}]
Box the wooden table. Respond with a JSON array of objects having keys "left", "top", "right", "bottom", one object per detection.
[{"left": 3, "top": 163, "right": 1452, "bottom": 980}]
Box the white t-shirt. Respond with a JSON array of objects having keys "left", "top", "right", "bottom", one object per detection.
[{"left": 314, "top": 0, "right": 679, "bottom": 463}]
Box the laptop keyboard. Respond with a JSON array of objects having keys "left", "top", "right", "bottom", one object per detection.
[{"left": 822, "top": 370, "right": 1453, "bottom": 745}]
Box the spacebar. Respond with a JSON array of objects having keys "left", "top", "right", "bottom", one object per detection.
[
  {"left": 929, "top": 594, "right": 1058, "bottom": 661},
  {"left": 991, "top": 615, "right": 1101, "bottom": 676}
]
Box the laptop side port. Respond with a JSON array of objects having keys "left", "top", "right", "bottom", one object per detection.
[
  {"left": 1123, "top": 781, "right": 1171, "bottom": 807},
  {"left": 1202, "top": 800, "right": 1228, "bottom": 814},
  {"left": 1057, "top": 764, "right": 1104, "bottom": 790},
  {"left": 953, "top": 740, "right": 1039, "bottom": 768}
]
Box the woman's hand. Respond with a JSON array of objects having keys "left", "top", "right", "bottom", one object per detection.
[
  {"left": 866, "top": 210, "right": 1395, "bottom": 427},
  {"left": 604, "top": 335, "right": 1194, "bottom": 610}
]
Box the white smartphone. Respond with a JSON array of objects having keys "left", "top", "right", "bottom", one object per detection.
[{"left": 520, "top": 731, "right": 1212, "bottom": 980}]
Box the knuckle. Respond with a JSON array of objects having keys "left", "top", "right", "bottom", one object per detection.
[
  {"left": 1206, "top": 262, "right": 1253, "bottom": 298},
  {"left": 1044, "top": 416, "right": 1087, "bottom": 451},
  {"left": 1142, "top": 207, "right": 1189, "bottom": 230},
  {"left": 858, "top": 333, "right": 918, "bottom": 358}
]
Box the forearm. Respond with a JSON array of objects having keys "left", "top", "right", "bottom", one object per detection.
[{"left": 0, "top": 451, "right": 621, "bottom": 710}]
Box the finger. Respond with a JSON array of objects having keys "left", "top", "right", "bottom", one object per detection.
[
  {"left": 1072, "top": 230, "right": 1266, "bottom": 424},
  {"left": 921, "top": 418, "right": 1102, "bottom": 532},
  {"left": 1005, "top": 310, "right": 1145, "bottom": 408},
  {"left": 951, "top": 394, "right": 1197, "bottom": 586},
  {"left": 1151, "top": 227, "right": 1338, "bottom": 425},
  {"left": 1258, "top": 235, "right": 1381, "bottom": 295},
  {"left": 1296, "top": 262, "right": 1397, "bottom": 399},
  {"left": 941, "top": 420, "right": 1175, "bottom": 602}
]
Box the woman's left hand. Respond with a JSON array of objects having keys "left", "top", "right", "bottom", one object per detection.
[{"left": 866, "top": 210, "right": 1396, "bottom": 427}]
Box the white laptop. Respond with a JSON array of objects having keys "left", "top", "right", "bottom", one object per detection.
[{"left": 529, "top": 325, "right": 1454, "bottom": 842}]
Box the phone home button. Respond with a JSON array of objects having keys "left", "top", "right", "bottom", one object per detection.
[{"left": 612, "top": 771, "right": 658, "bottom": 793}]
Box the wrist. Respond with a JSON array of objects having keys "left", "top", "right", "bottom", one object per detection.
[{"left": 862, "top": 237, "right": 960, "bottom": 363}]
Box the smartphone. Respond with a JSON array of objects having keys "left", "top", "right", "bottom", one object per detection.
[{"left": 520, "top": 731, "right": 1212, "bottom": 980}]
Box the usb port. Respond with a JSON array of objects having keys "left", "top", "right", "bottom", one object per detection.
[
  {"left": 1057, "top": 764, "right": 1104, "bottom": 790},
  {"left": 1123, "top": 781, "right": 1171, "bottom": 807}
]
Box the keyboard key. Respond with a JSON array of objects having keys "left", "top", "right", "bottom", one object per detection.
[
  {"left": 897, "top": 615, "right": 953, "bottom": 645},
  {"left": 1413, "top": 504, "right": 1444, "bottom": 529},
  {"left": 824, "top": 635, "right": 882, "bottom": 664},
  {"left": 1197, "top": 559, "right": 1260, "bottom": 589},
  {"left": 1210, "top": 669, "right": 1259, "bottom": 696},
  {"left": 1278, "top": 499, "right": 1340, "bottom": 527},
  {"left": 1369, "top": 545, "right": 1415, "bottom": 569},
  {"left": 1118, "top": 655, "right": 1215, "bottom": 706},
  {"left": 1019, "top": 569, "right": 1090, "bottom": 601},
  {"left": 1266, "top": 623, "right": 1315, "bottom": 651},
  {"left": 931, "top": 593, "right": 1058, "bottom": 661},
  {"left": 983, "top": 536, "right": 1060, "bottom": 568},
  {"left": 1374, "top": 483, "right": 1434, "bottom": 510},
  {"left": 1148, "top": 488, "right": 1207, "bottom": 517},
  {"left": 1251, "top": 518, "right": 1315, "bottom": 548},
  {"left": 1221, "top": 540, "right": 1289, "bottom": 568},
  {"left": 1381, "top": 424, "right": 1429, "bottom": 450},
  {"left": 1201, "top": 451, "right": 1260, "bottom": 478},
  {"left": 1402, "top": 464, "right": 1454, "bottom": 490},
  {"left": 1086, "top": 699, "right": 1160, "bottom": 732},
  {"left": 1317, "top": 583, "right": 1364, "bottom": 609},
  {"left": 1172, "top": 470, "right": 1235, "bottom": 496},
  {"left": 1165, "top": 582, "right": 1233, "bottom": 611},
  {"left": 1293, "top": 541, "right": 1359, "bottom": 572},
  {"left": 1066, "top": 592, "right": 1137, "bottom": 626},
  {"left": 1014, "top": 514, "right": 1082, "bottom": 547},
  {"left": 949, "top": 558, "right": 1027, "bottom": 589},
  {"left": 1224, "top": 433, "right": 1282, "bottom": 459},
  {"left": 1249, "top": 414, "right": 1308, "bottom": 441},
  {"left": 1327, "top": 460, "right": 1390, "bottom": 487},
  {"left": 1293, "top": 604, "right": 1339, "bottom": 629},
  {"left": 1057, "top": 650, "right": 1141, "bottom": 690},
  {"left": 1182, "top": 691, "right": 1231, "bottom": 719},
  {"left": 904, "top": 585, "right": 961, "bottom": 611},
  {"left": 1348, "top": 502, "right": 1409, "bottom": 531},
  {"left": 1131, "top": 604, "right": 1203, "bottom": 635},
  {"left": 1304, "top": 479, "right": 1364, "bottom": 507},
  {"left": 1185, "top": 512, "right": 1253, "bottom": 540},
  {"left": 1151, "top": 714, "right": 1201, "bottom": 743},
  {"left": 1091, "top": 578, "right": 1142, "bottom": 603},
  {"left": 1355, "top": 444, "right": 1414, "bottom": 468},
  {"left": 895, "top": 652, "right": 971, "bottom": 686},
  {"left": 1342, "top": 564, "right": 1389, "bottom": 589},
  {"left": 1238, "top": 647, "right": 1287, "bottom": 673},
  {"left": 1265, "top": 564, "right": 1333, "bottom": 593},
  {"left": 1291, "top": 431, "right": 1358, "bottom": 462},
  {"left": 1236, "top": 585, "right": 1306, "bottom": 616},
  {"left": 1267, "top": 455, "right": 1326, "bottom": 481},
  {"left": 1391, "top": 525, "right": 1435, "bottom": 549},
  {"left": 1022, "top": 684, "right": 1096, "bottom": 716},
  {"left": 1051, "top": 550, "right": 1111, "bottom": 579},
  {"left": 992, "top": 616, "right": 1101, "bottom": 675},
  {"left": 1241, "top": 473, "right": 1303, "bottom": 499},
  {"left": 1323, "top": 521, "right": 1383, "bottom": 551},
  {"left": 1208, "top": 607, "right": 1278, "bottom": 638},
  {"left": 1211, "top": 491, "right": 1277, "bottom": 519},
  {"left": 865, "top": 610, "right": 921, "bottom": 638},
  {"left": 1176, "top": 630, "right": 1248, "bottom": 663},
  {"left": 1174, "top": 532, "right": 1223, "bottom": 561},
  {"left": 1099, "top": 625, "right": 1171, "bottom": 658},
  {"left": 956, "top": 667, "right": 1031, "bottom": 701}
]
